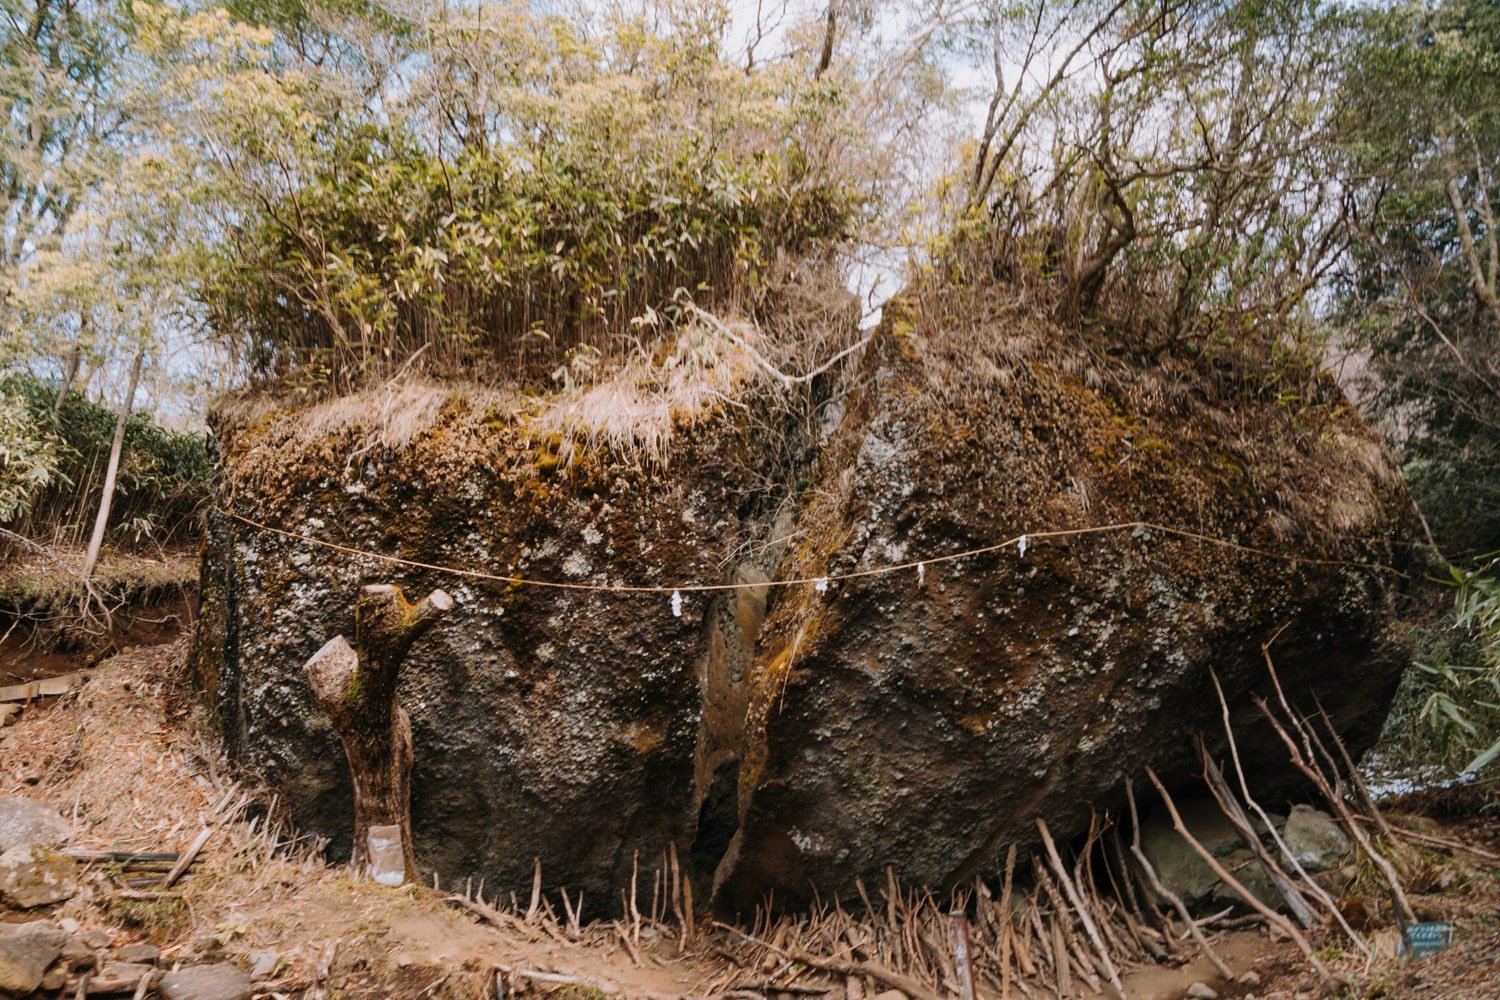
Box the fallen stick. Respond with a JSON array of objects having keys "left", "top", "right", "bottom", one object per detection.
[
  {"left": 1314, "top": 698, "right": 1394, "bottom": 841},
  {"left": 1198, "top": 744, "right": 1320, "bottom": 929},
  {"left": 1258, "top": 644, "right": 1418, "bottom": 927},
  {"left": 713, "top": 923, "right": 944, "bottom": 1000},
  {"left": 161, "top": 828, "right": 214, "bottom": 889},
  {"left": 507, "top": 967, "right": 620, "bottom": 993},
  {"left": 615, "top": 920, "right": 644, "bottom": 967},
  {"left": 526, "top": 857, "right": 542, "bottom": 923},
  {"left": 998, "top": 846, "right": 1016, "bottom": 1000},
  {"left": 1208, "top": 669, "right": 1370, "bottom": 956},
  {"left": 64, "top": 850, "right": 179, "bottom": 863},
  {"left": 114, "top": 889, "right": 181, "bottom": 901}
]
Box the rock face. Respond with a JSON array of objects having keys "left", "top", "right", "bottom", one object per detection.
[
  {"left": 711, "top": 295, "right": 1413, "bottom": 911},
  {"left": 197, "top": 292, "right": 1413, "bottom": 912},
  {"left": 194, "top": 370, "right": 800, "bottom": 903}
]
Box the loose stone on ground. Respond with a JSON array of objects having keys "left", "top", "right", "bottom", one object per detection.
[
  {"left": 159, "top": 962, "right": 253, "bottom": 1000},
  {"left": 0, "top": 843, "right": 81, "bottom": 908},
  {"left": 0, "top": 796, "right": 70, "bottom": 853},
  {"left": 1281, "top": 805, "right": 1350, "bottom": 871},
  {"left": 0, "top": 920, "right": 66, "bottom": 995}
]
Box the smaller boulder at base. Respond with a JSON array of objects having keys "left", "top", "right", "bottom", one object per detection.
[
  {"left": 1282, "top": 804, "right": 1350, "bottom": 872},
  {"left": 0, "top": 797, "right": 70, "bottom": 853},
  {"left": 0, "top": 845, "right": 81, "bottom": 909},
  {"left": 159, "top": 963, "right": 252, "bottom": 1000},
  {"left": 0, "top": 920, "right": 66, "bottom": 995}
]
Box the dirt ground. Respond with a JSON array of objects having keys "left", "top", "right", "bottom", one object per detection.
[
  {"left": 0, "top": 547, "right": 196, "bottom": 686},
  {"left": 2, "top": 638, "right": 1498, "bottom": 999}
]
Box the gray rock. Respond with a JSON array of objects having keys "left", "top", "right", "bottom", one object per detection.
[
  {"left": 77, "top": 928, "right": 112, "bottom": 950},
  {"left": 1210, "top": 848, "right": 1281, "bottom": 910},
  {"left": 0, "top": 797, "right": 70, "bottom": 853},
  {"left": 1282, "top": 805, "right": 1349, "bottom": 872},
  {"left": 0, "top": 920, "right": 66, "bottom": 995},
  {"left": 1141, "top": 798, "right": 1241, "bottom": 905},
  {"left": 0, "top": 844, "right": 81, "bottom": 908},
  {"left": 247, "top": 948, "right": 279, "bottom": 980},
  {"left": 1186, "top": 984, "right": 1219, "bottom": 1000},
  {"left": 159, "top": 963, "right": 252, "bottom": 1000},
  {"left": 116, "top": 942, "right": 163, "bottom": 964}
]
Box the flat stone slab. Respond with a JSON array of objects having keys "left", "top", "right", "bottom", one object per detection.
[
  {"left": 116, "top": 942, "right": 163, "bottom": 964},
  {"left": 159, "top": 962, "right": 253, "bottom": 1000},
  {"left": 0, "top": 796, "right": 71, "bottom": 853},
  {"left": 0, "top": 921, "right": 66, "bottom": 995}
]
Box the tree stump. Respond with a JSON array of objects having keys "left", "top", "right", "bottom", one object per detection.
[{"left": 303, "top": 583, "right": 453, "bottom": 884}]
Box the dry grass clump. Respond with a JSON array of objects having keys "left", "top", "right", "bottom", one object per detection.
[{"left": 527, "top": 320, "right": 764, "bottom": 469}]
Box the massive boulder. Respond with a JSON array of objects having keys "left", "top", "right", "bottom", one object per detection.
[
  {"left": 195, "top": 291, "right": 1415, "bottom": 912},
  {"left": 710, "top": 294, "right": 1414, "bottom": 912}
]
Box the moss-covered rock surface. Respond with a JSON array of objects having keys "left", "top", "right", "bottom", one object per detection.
[{"left": 196, "top": 292, "right": 1416, "bottom": 912}]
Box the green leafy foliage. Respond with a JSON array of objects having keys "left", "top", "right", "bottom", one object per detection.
[
  {"left": 0, "top": 376, "right": 61, "bottom": 522},
  {"left": 1338, "top": 0, "right": 1500, "bottom": 558},
  {"left": 952, "top": 0, "right": 1352, "bottom": 361},
  {"left": 183, "top": 1, "right": 858, "bottom": 389},
  {"left": 0, "top": 374, "right": 210, "bottom": 546},
  {"left": 1384, "top": 558, "right": 1500, "bottom": 791}
]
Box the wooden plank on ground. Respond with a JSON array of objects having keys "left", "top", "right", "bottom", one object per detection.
[{"left": 0, "top": 671, "right": 83, "bottom": 703}]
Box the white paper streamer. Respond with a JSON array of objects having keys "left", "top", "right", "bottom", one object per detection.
[
  {"left": 917, "top": 561, "right": 925, "bottom": 585},
  {"left": 814, "top": 577, "right": 829, "bottom": 593},
  {"left": 671, "top": 589, "right": 683, "bottom": 617},
  {"left": 1018, "top": 534, "right": 1029, "bottom": 558}
]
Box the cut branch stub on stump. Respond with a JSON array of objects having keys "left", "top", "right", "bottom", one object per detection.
[{"left": 304, "top": 583, "right": 454, "bottom": 885}]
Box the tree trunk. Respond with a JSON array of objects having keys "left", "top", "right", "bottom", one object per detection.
[
  {"left": 81, "top": 345, "right": 144, "bottom": 580},
  {"left": 303, "top": 583, "right": 454, "bottom": 884}
]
